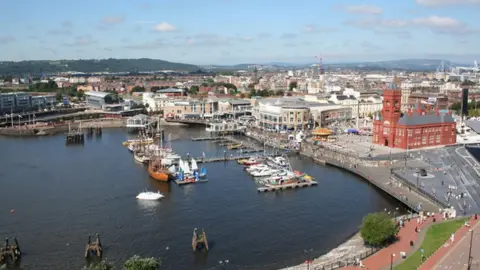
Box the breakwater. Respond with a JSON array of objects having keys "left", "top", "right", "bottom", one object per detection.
[{"left": 0, "top": 119, "right": 126, "bottom": 137}]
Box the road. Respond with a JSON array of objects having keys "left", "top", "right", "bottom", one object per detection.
[{"left": 434, "top": 220, "right": 480, "bottom": 270}]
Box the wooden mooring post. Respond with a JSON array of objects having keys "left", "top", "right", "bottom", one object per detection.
[
  {"left": 191, "top": 228, "right": 209, "bottom": 252},
  {"left": 84, "top": 233, "right": 103, "bottom": 258},
  {"left": 0, "top": 237, "right": 21, "bottom": 264}
]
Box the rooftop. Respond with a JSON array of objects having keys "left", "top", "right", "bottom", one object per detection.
[
  {"left": 85, "top": 91, "right": 113, "bottom": 98},
  {"left": 397, "top": 112, "right": 455, "bottom": 126},
  {"left": 157, "top": 88, "right": 184, "bottom": 93}
]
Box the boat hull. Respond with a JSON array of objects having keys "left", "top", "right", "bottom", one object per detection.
[{"left": 148, "top": 165, "right": 170, "bottom": 182}]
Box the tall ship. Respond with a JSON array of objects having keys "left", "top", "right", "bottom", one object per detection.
[
  {"left": 147, "top": 117, "right": 174, "bottom": 182},
  {"left": 148, "top": 158, "right": 170, "bottom": 182}
]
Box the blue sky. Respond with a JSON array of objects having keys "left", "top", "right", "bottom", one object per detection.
[{"left": 0, "top": 0, "right": 479, "bottom": 65}]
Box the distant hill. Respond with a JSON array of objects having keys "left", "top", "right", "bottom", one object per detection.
[
  {"left": 0, "top": 58, "right": 199, "bottom": 76},
  {"left": 207, "top": 59, "right": 466, "bottom": 72},
  {"left": 306, "top": 59, "right": 465, "bottom": 71}
]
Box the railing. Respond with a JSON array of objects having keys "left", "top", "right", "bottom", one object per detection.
[
  {"left": 310, "top": 247, "right": 381, "bottom": 270},
  {"left": 325, "top": 158, "right": 420, "bottom": 211},
  {"left": 393, "top": 172, "right": 449, "bottom": 209}
]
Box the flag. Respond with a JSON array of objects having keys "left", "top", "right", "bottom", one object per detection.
[{"left": 202, "top": 152, "right": 205, "bottom": 158}]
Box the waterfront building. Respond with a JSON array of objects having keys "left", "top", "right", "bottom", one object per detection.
[
  {"left": 85, "top": 91, "right": 116, "bottom": 109},
  {"left": 218, "top": 99, "right": 252, "bottom": 113},
  {"left": 372, "top": 82, "right": 456, "bottom": 149},
  {"left": 156, "top": 88, "right": 185, "bottom": 97},
  {"left": 257, "top": 97, "right": 351, "bottom": 130},
  {"left": 31, "top": 95, "right": 56, "bottom": 109},
  {"left": 0, "top": 93, "right": 15, "bottom": 112},
  {"left": 163, "top": 98, "right": 218, "bottom": 118},
  {"left": 142, "top": 92, "right": 170, "bottom": 112},
  {"left": 14, "top": 92, "right": 32, "bottom": 110}
]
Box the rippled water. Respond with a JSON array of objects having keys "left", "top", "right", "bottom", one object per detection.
[{"left": 0, "top": 127, "right": 401, "bottom": 270}]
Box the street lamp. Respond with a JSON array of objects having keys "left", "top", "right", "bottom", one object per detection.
[
  {"left": 468, "top": 229, "right": 473, "bottom": 270},
  {"left": 390, "top": 253, "right": 395, "bottom": 270},
  {"left": 219, "top": 260, "right": 230, "bottom": 269},
  {"left": 416, "top": 168, "right": 420, "bottom": 187}
]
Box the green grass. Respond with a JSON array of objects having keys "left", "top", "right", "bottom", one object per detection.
[{"left": 394, "top": 218, "right": 467, "bottom": 270}]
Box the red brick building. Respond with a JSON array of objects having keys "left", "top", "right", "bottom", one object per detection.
[{"left": 373, "top": 83, "right": 456, "bottom": 149}]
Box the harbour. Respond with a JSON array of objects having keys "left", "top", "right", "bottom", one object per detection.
[{"left": 0, "top": 127, "right": 403, "bottom": 270}]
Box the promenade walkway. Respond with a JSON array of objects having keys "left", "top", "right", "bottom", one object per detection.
[
  {"left": 300, "top": 144, "right": 441, "bottom": 213},
  {"left": 341, "top": 214, "right": 440, "bottom": 270},
  {"left": 421, "top": 216, "right": 479, "bottom": 270}
]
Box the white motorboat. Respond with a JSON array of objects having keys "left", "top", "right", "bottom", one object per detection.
[
  {"left": 267, "top": 156, "right": 289, "bottom": 167},
  {"left": 251, "top": 168, "right": 279, "bottom": 177},
  {"left": 136, "top": 190, "right": 164, "bottom": 201},
  {"left": 246, "top": 164, "right": 270, "bottom": 172}
]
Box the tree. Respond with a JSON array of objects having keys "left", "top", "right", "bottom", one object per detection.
[
  {"left": 188, "top": 85, "right": 199, "bottom": 95},
  {"left": 275, "top": 90, "right": 285, "bottom": 96},
  {"left": 360, "top": 212, "right": 398, "bottom": 246},
  {"left": 151, "top": 86, "right": 160, "bottom": 92},
  {"left": 122, "top": 255, "right": 160, "bottom": 270},
  {"left": 131, "top": 86, "right": 145, "bottom": 92},
  {"left": 82, "top": 260, "right": 114, "bottom": 270},
  {"left": 288, "top": 81, "right": 298, "bottom": 91},
  {"left": 461, "top": 80, "right": 476, "bottom": 86},
  {"left": 55, "top": 92, "right": 63, "bottom": 101}
]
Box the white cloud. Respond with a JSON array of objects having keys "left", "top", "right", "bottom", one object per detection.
[
  {"left": 346, "top": 15, "right": 475, "bottom": 36},
  {"left": 344, "top": 18, "right": 408, "bottom": 28},
  {"left": 412, "top": 16, "right": 463, "bottom": 28},
  {"left": 303, "top": 24, "right": 335, "bottom": 33},
  {"left": 102, "top": 16, "right": 125, "bottom": 25},
  {"left": 416, "top": 0, "right": 480, "bottom": 6},
  {"left": 343, "top": 5, "right": 383, "bottom": 15},
  {"left": 153, "top": 22, "right": 177, "bottom": 32}
]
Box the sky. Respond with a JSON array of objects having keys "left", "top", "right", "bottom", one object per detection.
[{"left": 0, "top": 0, "right": 479, "bottom": 65}]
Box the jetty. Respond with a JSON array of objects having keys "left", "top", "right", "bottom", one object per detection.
[
  {"left": 66, "top": 122, "right": 84, "bottom": 145},
  {"left": 257, "top": 181, "right": 318, "bottom": 192},
  {"left": 192, "top": 136, "right": 225, "bottom": 141}
]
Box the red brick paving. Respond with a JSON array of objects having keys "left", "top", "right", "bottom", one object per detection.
[
  {"left": 341, "top": 214, "right": 441, "bottom": 270},
  {"left": 419, "top": 216, "right": 478, "bottom": 270}
]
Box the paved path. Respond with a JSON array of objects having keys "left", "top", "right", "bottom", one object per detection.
[
  {"left": 422, "top": 216, "right": 479, "bottom": 270},
  {"left": 341, "top": 214, "right": 441, "bottom": 270}
]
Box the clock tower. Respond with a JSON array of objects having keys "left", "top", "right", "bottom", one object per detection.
[{"left": 373, "top": 82, "right": 402, "bottom": 147}]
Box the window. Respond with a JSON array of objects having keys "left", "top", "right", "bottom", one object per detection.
[
  {"left": 422, "top": 136, "right": 427, "bottom": 144},
  {"left": 436, "top": 135, "right": 440, "bottom": 143},
  {"left": 408, "top": 130, "right": 412, "bottom": 136}
]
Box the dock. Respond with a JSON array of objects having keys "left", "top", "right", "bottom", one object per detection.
[
  {"left": 174, "top": 179, "right": 209, "bottom": 185},
  {"left": 192, "top": 136, "right": 225, "bottom": 141},
  {"left": 257, "top": 181, "right": 318, "bottom": 192}
]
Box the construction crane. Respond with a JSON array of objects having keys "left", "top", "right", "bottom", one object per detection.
[{"left": 314, "top": 55, "right": 324, "bottom": 75}]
